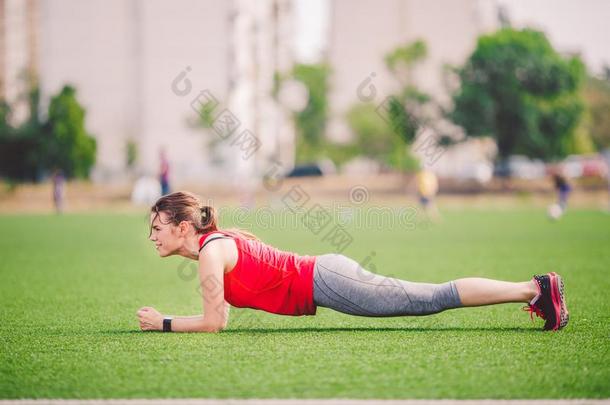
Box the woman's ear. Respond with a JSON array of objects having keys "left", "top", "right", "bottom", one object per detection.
[{"left": 178, "top": 220, "right": 191, "bottom": 235}]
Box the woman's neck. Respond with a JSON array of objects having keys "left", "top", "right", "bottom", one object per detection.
[{"left": 178, "top": 232, "right": 202, "bottom": 261}]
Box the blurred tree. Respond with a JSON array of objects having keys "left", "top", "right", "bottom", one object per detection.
[
  {"left": 1, "top": 79, "right": 97, "bottom": 182},
  {"left": 0, "top": 100, "right": 12, "bottom": 136},
  {"left": 291, "top": 63, "right": 330, "bottom": 163},
  {"left": 582, "top": 75, "right": 610, "bottom": 149},
  {"left": 43, "top": 85, "right": 97, "bottom": 179},
  {"left": 567, "top": 117, "right": 596, "bottom": 155},
  {"left": 343, "top": 40, "right": 429, "bottom": 173},
  {"left": 345, "top": 103, "right": 419, "bottom": 171},
  {"left": 126, "top": 138, "right": 138, "bottom": 169},
  {"left": 0, "top": 77, "right": 45, "bottom": 181},
  {"left": 384, "top": 40, "right": 430, "bottom": 145},
  {"left": 19, "top": 83, "right": 45, "bottom": 180},
  {"left": 385, "top": 40, "right": 427, "bottom": 81},
  {"left": 189, "top": 93, "right": 227, "bottom": 167},
  {"left": 450, "top": 28, "right": 586, "bottom": 161}
]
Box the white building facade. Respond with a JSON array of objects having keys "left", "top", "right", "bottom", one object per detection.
[{"left": 2, "top": 0, "right": 296, "bottom": 184}]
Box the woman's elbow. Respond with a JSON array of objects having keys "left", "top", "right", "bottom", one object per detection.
[{"left": 199, "top": 321, "right": 226, "bottom": 333}]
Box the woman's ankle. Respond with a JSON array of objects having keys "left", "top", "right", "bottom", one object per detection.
[{"left": 524, "top": 280, "right": 539, "bottom": 303}]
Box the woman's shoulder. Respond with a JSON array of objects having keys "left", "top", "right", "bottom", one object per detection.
[{"left": 198, "top": 231, "right": 239, "bottom": 274}]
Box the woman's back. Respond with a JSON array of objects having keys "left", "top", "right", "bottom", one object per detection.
[{"left": 198, "top": 230, "right": 317, "bottom": 316}]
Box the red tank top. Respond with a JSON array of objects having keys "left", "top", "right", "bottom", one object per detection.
[{"left": 198, "top": 230, "right": 317, "bottom": 316}]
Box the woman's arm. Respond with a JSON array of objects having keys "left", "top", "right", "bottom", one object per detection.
[
  {"left": 169, "top": 299, "right": 230, "bottom": 333},
  {"left": 137, "top": 241, "right": 230, "bottom": 333},
  {"left": 137, "top": 307, "right": 229, "bottom": 333}
]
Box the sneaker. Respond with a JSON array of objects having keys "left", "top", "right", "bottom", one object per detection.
[{"left": 523, "top": 272, "right": 569, "bottom": 331}]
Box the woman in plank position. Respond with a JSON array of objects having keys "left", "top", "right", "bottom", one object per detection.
[{"left": 137, "top": 191, "right": 568, "bottom": 333}]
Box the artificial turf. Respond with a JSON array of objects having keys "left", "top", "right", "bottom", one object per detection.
[{"left": 0, "top": 207, "right": 609, "bottom": 399}]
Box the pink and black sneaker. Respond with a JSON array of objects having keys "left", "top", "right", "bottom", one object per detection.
[{"left": 524, "top": 272, "right": 569, "bottom": 331}]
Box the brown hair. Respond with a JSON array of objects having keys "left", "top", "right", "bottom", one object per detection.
[{"left": 149, "top": 191, "right": 257, "bottom": 240}]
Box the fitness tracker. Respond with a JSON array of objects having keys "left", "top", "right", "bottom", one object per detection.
[{"left": 163, "top": 317, "right": 173, "bottom": 332}]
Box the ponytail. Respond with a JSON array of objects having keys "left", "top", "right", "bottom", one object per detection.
[{"left": 151, "top": 191, "right": 259, "bottom": 240}]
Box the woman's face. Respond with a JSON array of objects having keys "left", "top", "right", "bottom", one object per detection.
[{"left": 149, "top": 211, "right": 180, "bottom": 257}]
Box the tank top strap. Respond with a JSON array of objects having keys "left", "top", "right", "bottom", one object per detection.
[{"left": 198, "top": 230, "right": 235, "bottom": 253}]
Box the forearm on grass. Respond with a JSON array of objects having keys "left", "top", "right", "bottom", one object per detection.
[{"left": 168, "top": 315, "right": 225, "bottom": 333}]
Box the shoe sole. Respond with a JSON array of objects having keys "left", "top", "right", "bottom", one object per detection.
[{"left": 549, "top": 272, "right": 569, "bottom": 330}]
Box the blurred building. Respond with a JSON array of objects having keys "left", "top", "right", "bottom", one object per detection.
[
  {"left": 2, "top": 0, "right": 296, "bottom": 184},
  {"left": 225, "top": 0, "right": 298, "bottom": 191},
  {"left": 0, "top": 0, "right": 38, "bottom": 125},
  {"left": 5, "top": 0, "right": 606, "bottom": 186}
]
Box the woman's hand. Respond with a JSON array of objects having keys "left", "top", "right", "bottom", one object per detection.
[{"left": 137, "top": 306, "right": 163, "bottom": 331}]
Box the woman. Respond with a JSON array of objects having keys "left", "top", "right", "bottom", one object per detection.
[{"left": 137, "top": 191, "right": 569, "bottom": 333}]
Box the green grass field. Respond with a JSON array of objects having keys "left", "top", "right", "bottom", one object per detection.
[{"left": 1, "top": 208, "right": 609, "bottom": 399}]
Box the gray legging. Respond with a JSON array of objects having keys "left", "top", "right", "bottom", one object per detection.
[{"left": 312, "top": 254, "right": 462, "bottom": 317}]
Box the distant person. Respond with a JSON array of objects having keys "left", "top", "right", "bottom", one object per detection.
[
  {"left": 416, "top": 169, "right": 440, "bottom": 220},
  {"left": 159, "top": 149, "right": 171, "bottom": 196},
  {"left": 136, "top": 191, "right": 569, "bottom": 333},
  {"left": 52, "top": 169, "right": 65, "bottom": 214},
  {"left": 552, "top": 172, "right": 571, "bottom": 212}
]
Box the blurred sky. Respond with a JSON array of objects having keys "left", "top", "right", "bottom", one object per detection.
[{"left": 295, "top": 0, "right": 610, "bottom": 74}]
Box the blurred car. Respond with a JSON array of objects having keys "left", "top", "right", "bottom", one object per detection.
[
  {"left": 494, "top": 155, "right": 546, "bottom": 179},
  {"left": 285, "top": 159, "right": 337, "bottom": 178},
  {"left": 285, "top": 164, "right": 323, "bottom": 177},
  {"left": 561, "top": 154, "right": 608, "bottom": 179}
]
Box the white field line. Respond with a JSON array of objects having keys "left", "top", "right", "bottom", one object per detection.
[{"left": 1, "top": 400, "right": 609, "bottom": 405}]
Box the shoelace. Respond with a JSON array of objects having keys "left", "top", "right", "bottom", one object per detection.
[{"left": 523, "top": 304, "right": 545, "bottom": 321}]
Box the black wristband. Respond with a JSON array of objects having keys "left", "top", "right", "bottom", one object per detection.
[{"left": 163, "top": 317, "right": 173, "bottom": 332}]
